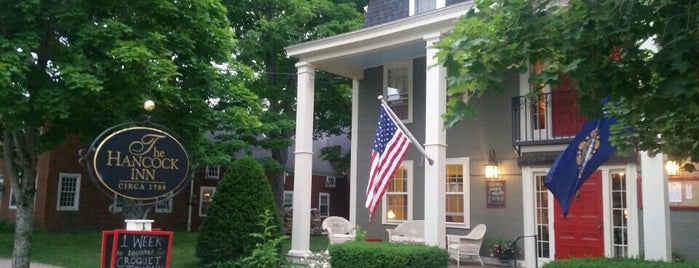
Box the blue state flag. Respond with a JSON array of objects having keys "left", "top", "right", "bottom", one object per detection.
[{"left": 545, "top": 103, "right": 616, "bottom": 217}]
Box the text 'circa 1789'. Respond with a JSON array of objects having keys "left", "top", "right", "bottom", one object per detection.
[{"left": 93, "top": 127, "right": 190, "bottom": 200}]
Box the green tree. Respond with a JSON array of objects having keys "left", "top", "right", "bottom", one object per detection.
[
  {"left": 223, "top": 0, "right": 365, "bottom": 212},
  {"left": 0, "top": 0, "right": 257, "bottom": 267},
  {"left": 195, "top": 156, "right": 281, "bottom": 265},
  {"left": 436, "top": 0, "right": 699, "bottom": 165}
]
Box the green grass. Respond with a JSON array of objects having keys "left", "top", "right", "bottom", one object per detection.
[{"left": 0, "top": 231, "right": 329, "bottom": 268}]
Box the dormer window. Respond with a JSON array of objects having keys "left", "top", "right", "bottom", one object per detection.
[{"left": 409, "top": 0, "right": 446, "bottom": 16}]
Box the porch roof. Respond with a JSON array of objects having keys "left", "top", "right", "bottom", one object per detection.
[{"left": 285, "top": 2, "right": 472, "bottom": 79}]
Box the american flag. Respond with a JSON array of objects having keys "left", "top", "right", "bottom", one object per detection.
[{"left": 365, "top": 104, "right": 411, "bottom": 223}]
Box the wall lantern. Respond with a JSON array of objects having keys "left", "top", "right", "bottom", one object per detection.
[
  {"left": 666, "top": 161, "right": 680, "bottom": 176},
  {"left": 484, "top": 149, "right": 500, "bottom": 179}
]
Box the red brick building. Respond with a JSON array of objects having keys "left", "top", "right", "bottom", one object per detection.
[{"left": 0, "top": 135, "right": 350, "bottom": 231}]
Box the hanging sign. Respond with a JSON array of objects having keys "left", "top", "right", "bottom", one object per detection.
[{"left": 93, "top": 127, "right": 189, "bottom": 200}]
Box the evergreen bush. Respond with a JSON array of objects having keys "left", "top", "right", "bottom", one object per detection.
[{"left": 195, "top": 156, "right": 282, "bottom": 265}]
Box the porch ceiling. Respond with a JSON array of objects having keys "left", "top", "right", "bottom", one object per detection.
[{"left": 285, "top": 2, "right": 472, "bottom": 79}]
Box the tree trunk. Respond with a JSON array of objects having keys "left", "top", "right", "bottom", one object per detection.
[
  {"left": 271, "top": 147, "right": 288, "bottom": 215},
  {"left": 12, "top": 193, "right": 35, "bottom": 268}
]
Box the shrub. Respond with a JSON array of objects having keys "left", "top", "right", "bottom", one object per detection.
[
  {"left": 195, "top": 157, "right": 282, "bottom": 265},
  {"left": 543, "top": 257, "right": 697, "bottom": 268},
  {"left": 203, "top": 210, "right": 288, "bottom": 268},
  {"left": 329, "top": 242, "right": 449, "bottom": 268}
]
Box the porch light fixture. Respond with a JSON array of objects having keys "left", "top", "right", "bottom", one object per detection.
[
  {"left": 666, "top": 161, "right": 680, "bottom": 176},
  {"left": 484, "top": 149, "right": 500, "bottom": 179}
]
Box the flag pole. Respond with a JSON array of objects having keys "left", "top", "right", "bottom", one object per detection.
[{"left": 378, "top": 95, "right": 434, "bottom": 165}]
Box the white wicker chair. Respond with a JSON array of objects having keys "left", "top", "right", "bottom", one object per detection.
[
  {"left": 322, "top": 216, "right": 355, "bottom": 245},
  {"left": 447, "top": 224, "right": 487, "bottom": 267}
]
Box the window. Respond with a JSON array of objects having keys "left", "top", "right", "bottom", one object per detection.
[
  {"left": 326, "top": 176, "right": 337, "bottom": 188},
  {"left": 111, "top": 194, "right": 123, "bottom": 213},
  {"left": 611, "top": 170, "right": 628, "bottom": 257},
  {"left": 384, "top": 61, "right": 413, "bottom": 123},
  {"left": 415, "top": 0, "right": 435, "bottom": 14},
  {"left": 56, "top": 173, "right": 81, "bottom": 211},
  {"left": 410, "top": 0, "right": 444, "bottom": 15},
  {"left": 205, "top": 165, "right": 220, "bottom": 179},
  {"left": 156, "top": 193, "right": 173, "bottom": 213},
  {"left": 283, "top": 191, "right": 293, "bottom": 208},
  {"left": 445, "top": 158, "right": 470, "bottom": 227},
  {"left": 535, "top": 174, "right": 552, "bottom": 259},
  {"left": 382, "top": 161, "right": 413, "bottom": 223},
  {"left": 319, "top": 193, "right": 330, "bottom": 217},
  {"left": 199, "top": 187, "right": 216, "bottom": 216}
]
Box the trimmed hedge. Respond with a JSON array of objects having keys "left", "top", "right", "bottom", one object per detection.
[
  {"left": 543, "top": 257, "right": 699, "bottom": 268},
  {"left": 329, "top": 242, "right": 449, "bottom": 268}
]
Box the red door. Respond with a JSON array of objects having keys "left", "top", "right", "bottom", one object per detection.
[
  {"left": 551, "top": 76, "right": 586, "bottom": 137},
  {"left": 554, "top": 171, "right": 604, "bottom": 259}
]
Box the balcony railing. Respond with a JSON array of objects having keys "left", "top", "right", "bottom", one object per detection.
[{"left": 512, "top": 90, "right": 587, "bottom": 146}]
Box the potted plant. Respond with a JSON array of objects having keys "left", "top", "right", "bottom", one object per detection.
[{"left": 489, "top": 237, "right": 516, "bottom": 260}]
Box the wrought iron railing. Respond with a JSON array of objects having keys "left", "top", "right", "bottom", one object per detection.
[{"left": 512, "top": 90, "right": 587, "bottom": 146}]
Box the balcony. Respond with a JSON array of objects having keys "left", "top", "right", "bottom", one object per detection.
[{"left": 512, "top": 90, "right": 587, "bottom": 147}]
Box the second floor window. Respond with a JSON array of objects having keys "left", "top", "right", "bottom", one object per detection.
[
  {"left": 205, "top": 166, "right": 220, "bottom": 179},
  {"left": 415, "top": 0, "right": 436, "bottom": 14},
  {"left": 384, "top": 61, "right": 413, "bottom": 123}
]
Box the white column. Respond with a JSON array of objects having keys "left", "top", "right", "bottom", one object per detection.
[
  {"left": 288, "top": 62, "right": 315, "bottom": 258},
  {"left": 349, "top": 79, "right": 359, "bottom": 225},
  {"left": 423, "top": 33, "right": 447, "bottom": 248},
  {"left": 640, "top": 152, "right": 672, "bottom": 261}
]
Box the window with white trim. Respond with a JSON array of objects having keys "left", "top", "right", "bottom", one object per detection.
[
  {"left": 56, "top": 173, "right": 81, "bottom": 211},
  {"left": 415, "top": 0, "right": 435, "bottom": 14},
  {"left": 156, "top": 193, "right": 173, "bottom": 213},
  {"left": 205, "top": 165, "right": 220, "bottom": 179},
  {"left": 319, "top": 193, "right": 330, "bottom": 217},
  {"left": 611, "top": 170, "right": 628, "bottom": 257},
  {"left": 382, "top": 161, "right": 413, "bottom": 223},
  {"left": 445, "top": 158, "right": 470, "bottom": 227},
  {"left": 199, "top": 187, "right": 216, "bottom": 216},
  {"left": 384, "top": 61, "right": 413, "bottom": 123},
  {"left": 283, "top": 191, "right": 293, "bottom": 208},
  {"left": 535, "top": 174, "right": 552, "bottom": 259},
  {"left": 326, "top": 176, "right": 336, "bottom": 188}
]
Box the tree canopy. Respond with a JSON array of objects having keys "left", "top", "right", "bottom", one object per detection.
[
  {"left": 436, "top": 0, "right": 699, "bottom": 165},
  {"left": 223, "top": 0, "right": 364, "bottom": 210},
  {"left": 0, "top": 0, "right": 257, "bottom": 266}
]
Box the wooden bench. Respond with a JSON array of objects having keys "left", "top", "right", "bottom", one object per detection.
[{"left": 386, "top": 220, "right": 424, "bottom": 244}]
